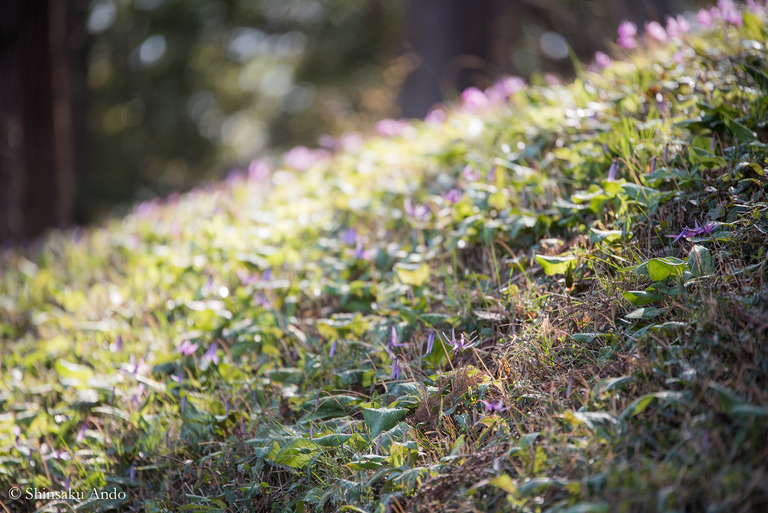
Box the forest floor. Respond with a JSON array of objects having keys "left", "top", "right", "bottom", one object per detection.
[{"left": 2, "top": 3, "right": 768, "bottom": 512}]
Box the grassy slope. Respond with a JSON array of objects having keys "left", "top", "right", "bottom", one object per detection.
[{"left": 2, "top": 5, "right": 768, "bottom": 513}]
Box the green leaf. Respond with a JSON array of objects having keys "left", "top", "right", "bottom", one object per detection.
[
  {"left": 273, "top": 439, "right": 320, "bottom": 468},
  {"left": 535, "top": 254, "right": 576, "bottom": 276},
  {"left": 489, "top": 474, "right": 518, "bottom": 495},
  {"left": 621, "top": 395, "right": 655, "bottom": 418},
  {"left": 622, "top": 290, "right": 664, "bottom": 306},
  {"left": 55, "top": 360, "right": 94, "bottom": 385},
  {"left": 621, "top": 391, "right": 688, "bottom": 418},
  {"left": 625, "top": 307, "right": 665, "bottom": 320},
  {"left": 647, "top": 257, "right": 686, "bottom": 281},
  {"left": 688, "top": 245, "right": 714, "bottom": 277},
  {"left": 730, "top": 404, "right": 768, "bottom": 417},
  {"left": 517, "top": 477, "right": 568, "bottom": 497},
  {"left": 362, "top": 407, "right": 407, "bottom": 438},
  {"left": 394, "top": 263, "right": 430, "bottom": 287},
  {"left": 311, "top": 434, "right": 352, "bottom": 447},
  {"left": 723, "top": 115, "right": 758, "bottom": 143},
  {"left": 589, "top": 228, "right": 622, "bottom": 244}
]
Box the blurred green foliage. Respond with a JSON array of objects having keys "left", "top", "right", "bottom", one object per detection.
[{"left": 83, "top": 0, "right": 403, "bottom": 216}]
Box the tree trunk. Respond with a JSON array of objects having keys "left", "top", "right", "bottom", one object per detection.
[
  {"left": 0, "top": 0, "right": 77, "bottom": 243},
  {"left": 398, "top": 0, "right": 513, "bottom": 118}
]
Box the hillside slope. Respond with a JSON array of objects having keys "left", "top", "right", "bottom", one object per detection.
[{"left": 2, "top": 2, "right": 768, "bottom": 512}]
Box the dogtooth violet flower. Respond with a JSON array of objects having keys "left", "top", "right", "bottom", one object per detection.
[
  {"left": 645, "top": 21, "right": 667, "bottom": 42},
  {"left": 391, "top": 359, "right": 402, "bottom": 380},
  {"left": 446, "top": 329, "right": 477, "bottom": 354},
  {"left": 425, "top": 331, "right": 435, "bottom": 355},
  {"left": 202, "top": 342, "right": 219, "bottom": 365},
  {"left": 442, "top": 189, "right": 463, "bottom": 204},
  {"left": 389, "top": 326, "right": 408, "bottom": 351},
  {"left": 666, "top": 220, "right": 719, "bottom": 242},
  {"left": 480, "top": 399, "right": 509, "bottom": 414},
  {"left": 617, "top": 21, "right": 637, "bottom": 49},
  {"left": 177, "top": 339, "right": 199, "bottom": 356}
]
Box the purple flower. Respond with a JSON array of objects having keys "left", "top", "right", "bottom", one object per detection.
[
  {"left": 425, "top": 107, "right": 447, "bottom": 125},
  {"left": 487, "top": 165, "right": 497, "bottom": 183},
  {"left": 617, "top": 21, "right": 637, "bottom": 49},
  {"left": 666, "top": 220, "right": 720, "bottom": 243},
  {"left": 463, "top": 165, "right": 480, "bottom": 182},
  {"left": 248, "top": 159, "right": 270, "bottom": 182},
  {"left": 391, "top": 359, "right": 402, "bottom": 380},
  {"left": 44, "top": 448, "right": 71, "bottom": 461},
  {"left": 719, "top": 0, "right": 742, "bottom": 25},
  {"left": 697, "top": 8, "right": 713, "bottom": 27},
  {"left": 446, "top": 329, "right": 476, "bottom": 354},
  {"left": 340, "top": 228, "right": 357, "bottom": 246},
  {"left": 618, "top": 20, "right": 637, "bottom": 38},
  {"left": 484, "top": 76, "right": 525, "bottom": 103},
  {"left": 389, "top": 326, "right": 408, "bottom": 352},
  {"left": 114, "top": 335, "right": 123, "bottom": 353},
  {"left": 13, "top": 425, "right": 21, "bottom": 443},
  {"left": 645, "top": 21, "right": 667, "bottom": 42},
  {"left": 425, "top": 331, "right": 435, "bottom": 355},
  {"left": 181, "top": 395, "right": 187, "bottom": 413},
  {"left": 202, "top": 342, "right": 219, "bottom": 366},
  {"left": 594, "top": 51, "right": 612, "bottom": 68},
  {"left": 442, "top": 189, "right": 463, "bottom": 204},
  {"left": 545, "top": 73, "right": 561, "bottom": 86},
  {"left": 404, "top": 198, "right": 431, "bottom": 222},
  {"left": 130, "top": 462, "right": 136, "bottom": 484},
  {"left": 461, "top": 87, "right": 488, "bottom": 112},
  {"left": 76, "top": 422, "right": 87, "bottom": 443},
  {"left": 375, "top": 119, "right": 410, "bottom": 138},
  {"left": 254, "top": 293, "right": 271, "bottom": 309},
  {"left": 130, "top": 383, "right": 146, "bottom": 406},
  {"left": 607, "top": 160, "right": 618, "bottom": 181},
  {"left": 480, "top": 399, "right": 508, "bottom": 414},
  {"left": 354, "top": 241, "right": 365, "bottom": 260},
  {"left": 329, "top": 340, "right": 338, "bottom": 357},
  {"left": 177, "top": 340, "right": 199, "bottom": 356},
  {"left": 123, "top": 355, "right": 150, "bottom": 379},
  {"left": 284, "top": 145, "right": 330, "bottom": 171},
  {"left": 666, "top": 15, "right": 690, "bottom": 38}
]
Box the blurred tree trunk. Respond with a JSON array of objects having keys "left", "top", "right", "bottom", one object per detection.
[
  {"left": 0, "top": 0, "right": 79, "bottom": 242},
  {"left": 399, "top": 0, "right": 513, "bottom": 118}
]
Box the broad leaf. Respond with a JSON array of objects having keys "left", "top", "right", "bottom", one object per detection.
[
  {"left": 688, "top": 245, "right": 714, "bottom": 277},
  {"left": 535, "top": 254, "right": 576, "bottom": 276},
  {"left": 647, "top": 257, "right": 686, "bottom": 281},
  {"left": 395, "top": 263, "right": 430, "bottom": 287},
  {"left": 363, "top": 407, "right": 407, "bottom": 438},
  {"left": 622, "top": 290, "right": 663, "bottom": 306}
]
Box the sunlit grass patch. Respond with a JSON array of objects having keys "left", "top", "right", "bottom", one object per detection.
[{"left": 2, "top": 3, "right": 768, "bottom": 512}]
